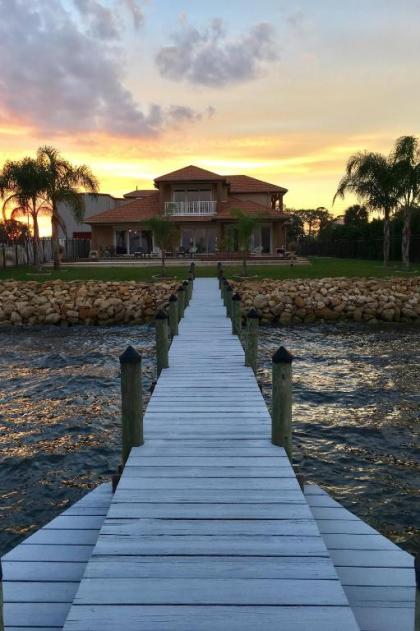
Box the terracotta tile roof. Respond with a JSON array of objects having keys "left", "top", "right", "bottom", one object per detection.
[
  {"left": 227, "top": 174, "right": 287, "bottom": 194},
  {"left": 154, "top": 165, "right": 226, "bottom": 183},
  {"left": 87, "top": 193, "right": 160, "bottom": 224},
  {"left": 123, "top": 189, "right": 157, "bottom": 199},
  {"left": 218, "top": 195, "right": 288, "bottom": 220}
]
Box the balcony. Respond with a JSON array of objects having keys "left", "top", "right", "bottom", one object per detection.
[{"left": 164, "top": 201, "right": 217, "bottom": 216}]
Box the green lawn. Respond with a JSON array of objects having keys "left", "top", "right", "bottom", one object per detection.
[{"left": 0, "top": 258, "right": 419, "bottom": 282}]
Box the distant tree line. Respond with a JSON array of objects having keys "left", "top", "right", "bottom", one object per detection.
[{"left": 285, "top": 135, "right": 420, "bottom": 267}]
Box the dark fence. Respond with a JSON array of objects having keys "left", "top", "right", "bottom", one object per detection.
[
  {"left": 0, "top": 238, "right": 91, "bottom": 268},
  {"left": 297, "top": 234, "right": 420, "bottom": 262}
]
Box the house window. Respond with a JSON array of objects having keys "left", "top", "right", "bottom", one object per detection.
[
  {"left": 180, "top": 227, "right": 217, "bottom": 253},
  {"left": 115, "top": 229, "right": 127, "bottom": 254},
  {"left": 173, "top": 189, "right": 212, "bottom": 202}
]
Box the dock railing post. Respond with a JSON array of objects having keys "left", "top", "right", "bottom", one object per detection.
[
  {"left": 177, "top": 285, "right": 185, "bottom": 320},
  {"left": 271, "top": 346, "right": 293, "bottom": 461},
  {"left": 119, "top": 345, "right": 143, "bottom": 465},
  {"left": 245, "top": 309, "right": 259, "bottom": 374},
  {"left": 168, "top": 294, "right": 179, "bottom": 338},
  {"left": 232, "top": 292, "right": 242, "bottom": 336},
  {"left": 182, "top": 280, "right": 190, "bottom": 307},
  {"left": 188, "top": 272, "right": 194, "bottom": 302},
  {"left": 155, "top": 310, "right": 169, "bottom": 376},
  {"left": 218, "top": 268, "right": 224, "bottom": 289},
  {"left": 226, "top": 284, "right": 233, "bottom": 319},
  {"left": 222, "top": 278, "right": 227, "bottom": 304}
]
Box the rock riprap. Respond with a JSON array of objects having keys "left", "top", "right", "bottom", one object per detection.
[
  {"left": 0, "top": 280, "right": 178, "bottom": 326},
  {"left": 231, "top": 277, "right": 420, "bottom": 324}
]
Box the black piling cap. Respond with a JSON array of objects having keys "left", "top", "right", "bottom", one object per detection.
[
  {"left": 246, "top": 308, "right": 259, "bottom": 319},
  {"left": 119, "top": 345, "right": 142, "bottom": 364},
  {"left": 233, "top": 292, "right": 241, "bottom": 301},
  {"left": 182, "top": 280, "right": 189, "bottom": 287},
  {"left": 169, "top": 293, "right": 178, "bottom": 302},
  {"left": 272, "top": 346, "right": 293, "bottom": 364},
  {"left": 155, "top": 309, "right": 168, "bottom": 320}
]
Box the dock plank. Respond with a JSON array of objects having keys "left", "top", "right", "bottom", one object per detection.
[{"left": 305, "top": 484, "right": 415, "bottom": 631}]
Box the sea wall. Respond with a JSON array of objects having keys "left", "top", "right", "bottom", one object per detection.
[
  {"left": 0, "top": 280, "right": 178, "bottom": 326},
  {"left": 231, "top": 277, "right": 420, "bottom": 324}
]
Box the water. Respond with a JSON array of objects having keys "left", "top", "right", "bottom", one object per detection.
[{"left": 0, "top": 323, "right": 419, "bottom": 557}]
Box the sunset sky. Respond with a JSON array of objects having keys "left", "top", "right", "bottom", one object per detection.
[{"left": 1, "top": 0, "right": 419, "bottom": 224}]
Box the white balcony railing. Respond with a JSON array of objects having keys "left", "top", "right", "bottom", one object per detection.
[{"left": 164, "top": 201, "right": 217, "bottom": 216}]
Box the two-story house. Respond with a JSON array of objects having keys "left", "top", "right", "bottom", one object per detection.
[{"left": 87, "top": 165, "right": 288, "bottom": 256}]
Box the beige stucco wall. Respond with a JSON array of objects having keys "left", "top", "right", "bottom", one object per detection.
[{"left": 272, "top": 222, "right": 286, "bottom": 250}]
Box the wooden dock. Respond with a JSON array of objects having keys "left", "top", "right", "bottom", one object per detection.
[
  {"left": 1, "top": 277, "right": 416, "bottom": 630},
  {"left": 61, "top": 278, "right": 359, "bottom": 630}
]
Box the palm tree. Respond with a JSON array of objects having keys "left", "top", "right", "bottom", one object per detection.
[
  {"left": 145, "top": 216, "right": 178, "bottom": 277},
  {"left": 0, "top": 157, "right": 49, "bottom": 271},
  {"left": 37, "top": 146, "right": 98, "bottom": 270},
  {"left": 391, "top": 136, "right": 420, "bottom": 267},
  {"left": 230, "top": 209, "right": 258, "bottom": 276},
  {"left": 334, "top": 152, "right": 399, "bottom": 266},
  {"left": 344, "top": 204, "right": 369, "bottom": 225}
]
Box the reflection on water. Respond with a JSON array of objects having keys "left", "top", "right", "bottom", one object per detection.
[{"left": 0, "top": 322, "right": 419, "bottom": 556}]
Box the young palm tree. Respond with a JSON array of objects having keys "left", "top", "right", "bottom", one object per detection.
[
  {"left": 37, "top": 146, "right": 99, "bottom": 270},
  {"left": 334, "top": 152, "right": 399, "bottom": 266},
  {"left": 0, "top": 157, "right": 49, "bottom": 271},
  {"left": 391, "top": 136, "right": 420, "bottom": 267},
  {"left": 230, "top": 208, "right": 258, "bottom": 276},
  {"left": 145, "top": 216, "right": 178, "bottom": 277}
]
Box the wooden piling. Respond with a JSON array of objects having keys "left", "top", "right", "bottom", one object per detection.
[
  {"left": 188, "top": 272, "right": 194, "bottom": 301},
  {"left": 168, "top": 294, "right": 179, "bottom": 337},
  {"left": 177, "top": 285, "right": 185, "bottom": 320},
  {"left": 245, "top": 308, "right": 259, "bottom": 374},
  {"left": 218, "top": 268, "right": 224, "bottom": 289},
  {"left": 155, "top": 310, "right": 169, "bottom": 376},
  {"left": 189, "top": 261, "right": 196, "bottom": 279},
  {"left": 271, "top": 346, "right": 293, "bottom": 461},
  {"left": 232, "top": 292, "right": 242, "bottom": 336},
  {"left": 183, "top": 280, "right": 190, "bottom": 307},
  {"left": 119, "top": 345, "right": 143, "bottom": 465},
  {"left": 226, "top": 284, "right": 233, "bottom": 319}
]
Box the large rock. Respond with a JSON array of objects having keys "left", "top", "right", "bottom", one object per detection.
[
  {"left": 0, "top": 279, "right": 178, "bottom": 326},
  {"left": 233, "top": 276, "right": 420, "bottom": 325}
]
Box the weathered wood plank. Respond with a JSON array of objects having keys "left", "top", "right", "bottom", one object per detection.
[
  {"left": 84, "top": 556, "right": 337, "bottom": 579},
  {"left": 101, "top": 518, "right": 318, "bottom": 536},
  {"left": 107, "top": 502, "right": 314, "bottom": 519},
  {"left": 64, "top": 605, "right": 360, "bottom": 631},
  {"left": 3, "top": 581, "right": 78, "bottom": 603},
  {"left": 94, "top": 535, "right": 327, "bottom": 556},
  {"left": 73, "top": 577, "right": 347, "bottom": 606}
]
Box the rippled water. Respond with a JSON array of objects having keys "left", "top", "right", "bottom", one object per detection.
[{"left": 0, "top": 323, "right": 419, "bottom": 557}]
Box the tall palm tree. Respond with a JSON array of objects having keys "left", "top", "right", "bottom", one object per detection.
[
  {"left": 334, "top": 152, "right": 399, "bottom": 266},
  {"left": 391, "top": 136, "right": 420, "bottom": 268},
  {"left": 145, "top": 216, "right": 179, "bottom": 277},
  {"left": 230, "top": 208, "right": 258, "bottom": 276},
  {"left": 37, "top": 146, "right": 98, "bottom": 270},
  {"left": 0, "top": 157, "right": 49, "bottom": 271}
]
